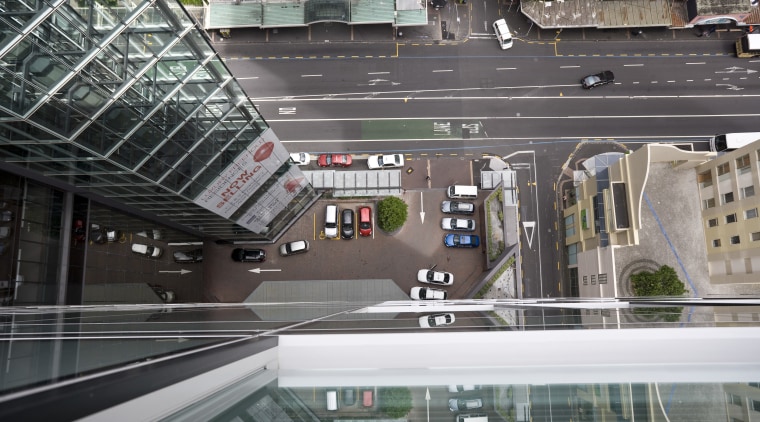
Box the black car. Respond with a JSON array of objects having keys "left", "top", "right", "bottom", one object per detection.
[
  {"left": 231, "top": 248, "right": 266, "bottom": 263},
  {"left": 581, "top": 70, "right": 614, "bottom": 89},
  {"left": 173, "top": 249, "right": 203, "bottom": 263},
  {"left": 430, "top": 0, "right": 446, "bottom": 9},
  {"left": 341, "top": 208, "right": 354, "bottom": 239}
]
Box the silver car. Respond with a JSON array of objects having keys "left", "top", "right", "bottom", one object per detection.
[{"left": 448, "top": 398, "right": 483, "bottom": 411}]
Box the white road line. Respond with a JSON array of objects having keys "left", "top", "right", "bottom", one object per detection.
[
  {"left": 667, "top": 80, "right": 676, "bottom": 83},
  {"left": 560, "top": 65, "right": 580, "bottom": 68},
  {"left": 686, "top": 79, "right": 694, "bottom": 82},
  {"left": 432, "top": 69, "right": 453, "bottom": 73},
  {"left": 301, "top": 74, "right": 322, "bottom": 77},
  {"left": 497, "top": 68, "right": 517, "bottom": 70},
  {"left": 236, "top": 76, "right": 260, "bottom": 80},
  {"left": 624, "top": 64, "right": 644, "bottom": 67},
  {"left": 368, "top": 72, "right": 390, "bottom": 75},
  {"left": 686, "top": 62, "right": 706, "bottom": 65}
]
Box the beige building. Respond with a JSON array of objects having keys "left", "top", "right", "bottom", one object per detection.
[
  {"left": 697, "top": 140, "right": 760, "bottom": 285},
  {"left": 563, "top": 144, "right": 714, "bottom": 300}
]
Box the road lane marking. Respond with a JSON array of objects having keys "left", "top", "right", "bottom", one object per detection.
[
  {"left": 624, "top": 64, "right": 644, "bottom": 67},
  {"left": 560, "top": 65, "right": 580, "bottom": 68},
  {"left": 497, "top": 67, "right": 517, "bottom": 70},
  {"left": 368, "top": 71, "right": 390, "bottom": 75},
  {"left": 301, "top": 74, "right": 322, "bottom": 77},
  {"left": 432, "top": 69, "right": 453, "bottom": 72},
  {"left": 686, "top": 62, "right": 706, "bottom": 65}
]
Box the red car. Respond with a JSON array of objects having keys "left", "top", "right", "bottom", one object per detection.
[
  {"left": 317, "top": 153, "right": 352, "bottom": 168},
  {"left": 358, "top": 206, "right": 372, "bottom": 237}
]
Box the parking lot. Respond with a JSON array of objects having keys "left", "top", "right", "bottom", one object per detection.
[{"left": 201, "top": 156, "right": 489, "bottom": 303}]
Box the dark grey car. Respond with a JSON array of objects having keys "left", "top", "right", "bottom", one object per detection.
[
  {"left": 441, "top": 201, "right": 474, "bottom": 215},
  {"left": 581, "top": 70, "right": 615, "bottom": 89},
  {"left": 341, "top": 208, "right": 354, "bottom": 239}
]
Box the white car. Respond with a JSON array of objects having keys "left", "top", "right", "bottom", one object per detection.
[
  {"left": 417, "top": 269, "right": 454, "bottom": 286},
  {"left": 367, "top": 154, "right": 404, "bottom": 169},
  {"left": 290, "top": 152, "right": 311, "bottom": 166},
  {"left": 410, "top": 286, "right": 447, "bottom": 300},
  {"left": 131, "top": 243, "right": 163, "bottom": 258},
  {"left": 441, "top": 218, "right": 476, "bottom": 232},
  {"left": 448, "top": 385, "right": 481, "bottom": 393},
  {"left": 279, "top": 240, "right": 310, "bottom": 256},
  {"left": 449, "top": 398, "right": 483, "bottom": 411},
  {"left": 419, "top": 313, "right": 456, "bottom": 328}
]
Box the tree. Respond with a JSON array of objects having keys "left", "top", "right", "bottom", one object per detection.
[
  {"left": 631, "top": 265, "right": 687, "bottom": 297},
  {"left": 378, "top": 387, "right": 412, "bottom": 418},
  {"left": 377, "top": 196, "right": 408, "bottom": 232}
]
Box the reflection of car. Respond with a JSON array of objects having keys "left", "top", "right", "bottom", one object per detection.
[
  {"left": 441, "top": 218, "right": 476, "bottom": 232},
  {"left": 0, "top": 226, "right": 11, "bottom": 239},
  {"left": 231, "top": 248, "right": 266, "bottom": 262},
  {"left": 90, "top": 227, "right": 107, "bottom": 244},
  {"left": 174, "top": 249, "right": 203, "bottom": 263},
  {"left": 441, "top": 201, "right": 475, "bottom": 215},
  {"left": 429, "top": 0, "right": 446, "bottom": 9},
  {"left": 0, "top": 210, "right": 12, "bottom": 222},
  {"left": 318, "top": 153, "right": 353, "bottom": 168},
  {"left": 131, "top": 243, "right": 163, "bottom": 258},
  {"left": 417, "top": 269, "right": 454, "bottom": 286},
  {"left": 279, "top": 240, "right": 310, "bottom": 256},
  {"left": 106, "top": 228, "right": 124, "bottom": 243},
  {"left": 444, "top": 234, "right": 480, "bottom": 248},
  {"left": 136, "top": 229, "right": 162, "bottom": 240},
  {"left": 410, "top": 286, "right": 448, "bottom": 300},
  {"left": 581, "top": 70, "right": 615, "bottom": 89},
  {"left": 419, "top": 313, "right": 456, "bottom": 328},
  {"left": 289, "top": 152, "right": 311, "bottom": 166},
  {"left": 358, "top": 206, "right": 372, "bottom": 237},
  {"left": 342, "top": 387, "right": 356, "bottom": 406},
  {"left": 448, "top": 385, "right": 482, "bottom": 393},
  {"left": 449, "top": 398, "right": 484, "bottom": 411},
  {"left": 341, "top": 208, "right": 354, "bottom": 240},
  {"left": 367, "top": 154, "right": 404, "bottom": 169}
]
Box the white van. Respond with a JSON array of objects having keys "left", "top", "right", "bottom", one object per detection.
[
  {"left": 456, "top": 414, "right": 488, "bottom": 422},
  {"left": 326, "top": 389, "right": 338, "bottom": 411},
  {"left": 447, "top": 185, "right": 478, "bottom": 199},
  {"left": 710, "top": 132, "right": 760, "bottom": 153},
  {"left": 492, "top": 19, "right": 513, "bottom": 50},
  {"left": 324, "top": 204, "right": 338, "bottom": 238}
]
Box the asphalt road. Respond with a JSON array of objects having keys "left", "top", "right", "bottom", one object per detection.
[{"left": 215, "top": 34, "right": 759, "bottom": 298}]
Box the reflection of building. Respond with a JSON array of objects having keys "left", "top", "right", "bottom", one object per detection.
[{"left": 0, "top": 0, "right": 317, "bottom": 243}]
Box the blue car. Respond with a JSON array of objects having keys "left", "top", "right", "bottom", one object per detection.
[{"left": 444, "top": 234, "right": 480, "bottom": 248}]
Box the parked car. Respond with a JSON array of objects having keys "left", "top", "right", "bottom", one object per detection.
[
  {"left": 324, "top": 204, "right": 339, "bottom": 239},
  {"left": 441, "top": 201, "right": 475, "bottom": 215},
  {"left": 443, "top": 234, "right": 480, "bottom": 248},
  {"left": 367, "top": 153, "right": 404, "bottom": 169},
  {"left": 90, "top": 226, "right": 107, "bottom": 244},
  {"left": 441, "top": 217, "right": 476, "bottom": 232},
  {"left": 341, "top": 208, "right": 354, "bottom": 240},
  {"left": 410, "top": 286, "right": 448, "bottom": 300},
  {"left": 581, "top": 70, "right": 615, "bottom": 89},
  {"left": 318, "top": 153, "right": 352, "bottom": 167},
  {"left": 0, "top": 210, "right": 12, "bottom": 222},
  {"left": 449, "top": 398, "right": 484, "bottom": 411},
  {"left": 419, "top": 313, "right": 456, "bottom": 328},
  {"left": 289, "top": 152, "right": 311, "bottom": 166},
  {"left": 105, "top": 228, "right": 124, "bottom": 243},
  {"left": 429, "top": 0, "right": 446, "bottom": 8},
  {"left": 358, "top": 206, "right": 372, "bottom": 237},
  {"left": 0, "top": 226, "right": 10, "bottom": 239},
  {"left": 231, "top": 248, "right": 266, "bottom": 263},
  {"left": 417, "top": 269, "right": 454, "bottom": 286},
  {"left": 136, "top": 229, "right": 162, "bottom": 240},
  {"left": 448, "top": 385, "right": 482, "bottom": 393},
  {"left": 279, "top": 240, "right": 310, "bottom": 256},
  {"left": 131, "top": 243, "right": 163, "bottom": 258},
  {"left": 174, "top": 249, "right": 203, "bottom": 263}
]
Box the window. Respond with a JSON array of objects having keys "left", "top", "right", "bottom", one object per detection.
[
  {"left": 708, "top": 218, "right": 718, "bottom": 227},
  {"left": 713, "top": 239, "right": 721, "bottom": 247},
  {"left": 717, "top": 162, "right": 730, "bottom": 176},
  {"left": 752, "top": 232, "right": 760, "bottom": 242},
  {"left": 753, "top": 399, "right": 760, "bottom": 412},
  {"left": 730, "top": 235, "right": 741, "bottom": 245},
  {"left": 736, "top": 154, "right": 751, "bottom": 174},
  {"left": 703, "top": 198, "right": 715, "bottom": 209},
  {"left": 698, "top": 170, "right": 713, "bottom": 188},
  {"left": 746, "top": 208, "right": 758, "bottom": 219},
  {"left": 726, "top": 213, "right": 738, "bottom": 224},
  {"left": 742, "top": 185, "right": 755, "bottom": 199},
  {"left": 565, "top": 214, "right": 575, "bottom": 237},
  {"left": 728, "top": 393, "right": 742, "bottom": 405},
  {"left": 567, "top": 243, "right": 578, "bottom": 266},
  {"left": 723, "top": 192, "right": 735, "bottom": 204}
]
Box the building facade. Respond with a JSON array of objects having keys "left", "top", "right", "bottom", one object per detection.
[{"left": 0, "top": 0, "right": 317, "bottom": 244}]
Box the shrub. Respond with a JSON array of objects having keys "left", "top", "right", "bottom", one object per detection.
[
  {"left": 378, "top": 387, "right": 412, "bottom": 418},
  {"left": 377, "top": 196, "right": 408, "bottom": 232},
  {"left": 631, "top": 265, "right": 687, "bottom": 296}
]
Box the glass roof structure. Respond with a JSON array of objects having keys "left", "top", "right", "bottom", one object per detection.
[{"left": 0, "top": 0, "right": 316, "bottom": 242}]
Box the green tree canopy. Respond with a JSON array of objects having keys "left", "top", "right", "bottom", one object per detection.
[
  {"left": 631, "top": 265, "right": 688, "bottom": 296},
  {"left": 378, "top": 387, "right": 412, "bottom": 418},
  {"left": 377, "top": 196, "right": 408, "bottom": 232}
]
